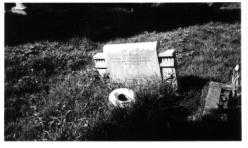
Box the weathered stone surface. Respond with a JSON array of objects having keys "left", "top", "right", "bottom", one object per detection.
[
  {"left": 203, "top": 82, "right": 222, "bottom": 117},
  {"left": 93, "top": 53, "right": 107, "bottom": 76},
  {"left": 103, "top": 41, "right": 161, "bottom": 83},
  {"left": 159, "top": 49, "right": 178, "bottom": 89},
  {"left": 93, "top": 53, "right": 106, "bottom": 68},
  {"left": 158, "top": 49, "right": 176, "bottom": 58},
  {"left": 93, "top": 43, "right": 178, "bottom": 89}
]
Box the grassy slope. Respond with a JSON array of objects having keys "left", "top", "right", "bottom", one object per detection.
[
  {"left": 109, "top": 22, "right": 241, "bottom": 82},
  {"left": 4, "top": 22, "right": 241, "bottom": 140}
]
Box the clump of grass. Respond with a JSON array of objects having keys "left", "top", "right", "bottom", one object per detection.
[
  {"left": 4, "top": 38, "right": 100, "bottom": 139},
  {"left": 5, "top": 67, "right": 200, "bottom": 140},
  {"left": 5, "top": 22, "right": 241, "bottom": 140},
  {"left": 5, "top": 69, "right": 109, "bottom": 140},
  {"left": 86, "top": 80, "right": 205, "bottom": 140}
]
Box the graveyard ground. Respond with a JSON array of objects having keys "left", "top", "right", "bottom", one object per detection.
[{"left": 5, "top": 22, "right": 241, "bottom": 140}]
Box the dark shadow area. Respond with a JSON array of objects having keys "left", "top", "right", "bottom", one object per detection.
[
  {"left": 178, "top": 75, "right": 209, "bottom": 92},
  {"left": 85, "top": 77, "right": 241, "bottom": 141},
  {"left": 5, "top": 3, "right": 241, "bottom": 46},
  {"left": 87, "top": 93, "right": 241, "bottom": 141},
  {"left": 87, "top": 93, "right": 192, "bottom": 141}
]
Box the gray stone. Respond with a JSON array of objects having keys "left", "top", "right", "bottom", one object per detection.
[
  {"left": 159, "top": 49, "right": 178, "bottom": 89},
  {"left": 203, "top": 82, "right": 222, "bottom": 117},
  {"left": 93, "top": 53, "right": 107, "bottom": 76},
  {"left": 202, "top": 81, "right": 234, "bottom": 120},
  {"left": 93, "top": 42, "right": 178, "bottom": 89},
  {"left": 103, "top": 41, "right": 161, "bottom": 83}
]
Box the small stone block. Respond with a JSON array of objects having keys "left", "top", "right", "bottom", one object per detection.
[
  {"left": 158, "top": 49, "right": 175, "bottom": 57},
  {"left": 203, "top": 82, "right": 222, "bottom": 117},
  {"left": 95, "top": 59, "right": 107, "bottom": 69},
  {"left": 93, "top": 52, "right": 105, "bottom": 60},
  {"left": 160, "top": 57, "right": 175, "bottom": 67}
]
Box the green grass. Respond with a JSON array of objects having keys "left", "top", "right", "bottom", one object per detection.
[{"left": 4, "top": 22, "right": 241, "bottom": 140}]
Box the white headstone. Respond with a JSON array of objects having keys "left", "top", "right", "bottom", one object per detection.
[{"left": 103, "top": 41, "right": 161, "bottom": 83}]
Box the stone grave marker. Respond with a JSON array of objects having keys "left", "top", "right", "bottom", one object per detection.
[
  {"left": 93, "top": 41, "right": 178, "bottom": 89},
  {"left": 103, "top": 41, "right": 161, "bottom": 83},
  {"left": 203, "top": 81, "right": 222, "bottom": 118},
  {"left": 93, "top": 53, "right": 107, "bottom": 76},
  {"left": 159, "top": 49, "right": 178, "bottom": 89}
]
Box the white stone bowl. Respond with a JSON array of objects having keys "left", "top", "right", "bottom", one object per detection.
[{"left": 108, "top": 88, "right": 136, "bottom": 108}]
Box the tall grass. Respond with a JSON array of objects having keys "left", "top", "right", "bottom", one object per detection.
[{"left": 5, "top": 22, "right": 241, "bottom": 140}]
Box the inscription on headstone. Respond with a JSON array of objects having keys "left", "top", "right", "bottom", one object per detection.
[{"left": 103, "top": 42, "right": 161, "bottom": 83}]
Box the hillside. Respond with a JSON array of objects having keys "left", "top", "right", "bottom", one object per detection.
[
  {"left": 5, "top": 22, "right": 241, "bottom": 140},
  {"left": 5, "top": 3, "right": 240, "bottom": 45}
]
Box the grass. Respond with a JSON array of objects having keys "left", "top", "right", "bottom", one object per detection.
[
  {"left": 109, "top": 22, "right": 241, "bottom": 83},
  {"left": 4, "top": 22, "right": 241, "bottom": 140}
]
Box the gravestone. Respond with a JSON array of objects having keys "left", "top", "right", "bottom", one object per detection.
[
  {"left": 103, "top": 41, "right": 161, "bottom": 83},
  {"left": 159, "top": 49, "right": 178, "bottom": 89},
  {"left": 93, "top": 53, "right": 107, "bottom": 76},
  {"left": 203, "top": 81, "right": 222, "bottom": 118},
  {"left": 203, "top": 81, "right": 234, "bottom": 121},
  {"left": 93, "top": 41, "right": 178, "bottom": 89}
]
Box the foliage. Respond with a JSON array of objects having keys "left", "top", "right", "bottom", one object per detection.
[{"left": 5, "top": 22, "right": 241, "bottom": 140}]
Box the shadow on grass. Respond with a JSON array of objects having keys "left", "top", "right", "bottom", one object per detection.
[
  {"left": 87, "top": 98, "right": 191, "bottom": 140},
  {"left": 85, "top": 76, "right": 241, "bottom": 141},
  {"left": 178, "top": 75, "right": 209, "bottom": 92},
  {"left": 87, "top": 102, "right": 241, "bottom": 141},
  {"left": 5, "top": 3, "right": 240, "bottom": 46}
]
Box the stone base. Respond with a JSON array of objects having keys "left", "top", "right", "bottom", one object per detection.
[{"left": 93, "top": 48, "right": 178, "bottom": 89}]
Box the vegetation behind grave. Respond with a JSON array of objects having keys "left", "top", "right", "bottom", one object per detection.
[
  {"left": 5, "top": 19, "right": 240, "bottom": 140},
  {"left": 5, "top": 3, "right": 240, "bottom": 46}
]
